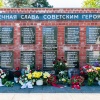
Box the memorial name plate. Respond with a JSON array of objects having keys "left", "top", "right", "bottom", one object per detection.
[
  {"left": 43, "top": 27, "right": 57, "bottom": 44},
  {"left": 65, "top": 27, "right": 80, "bottom": 44},
  {"left": 65, "top": 51, "right": 79, "bottom": 67},
  {"left": 43, "top": 51, "right": 57, "bottom": 68},
  {"left": 0, "top": 27, "right": 13, "bottom": 44},
  {"left": 0, "top": 51, "right": 13, "bottom": 68},
  {"left": 21, "top": 27, "right": 35, "bottom": 44},
  {"left": 87, "top": 51, "right": 100, "bottom": 65},
  {"left": 21, "top": 51, "right": 35, "bottom": 67},
  {"left": 86, "top": 26, "right": 100, "bottom": 44}
]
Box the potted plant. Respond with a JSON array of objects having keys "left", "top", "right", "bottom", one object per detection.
[{"left": 32, "top": 71, "right": 43, "bottom": 86}]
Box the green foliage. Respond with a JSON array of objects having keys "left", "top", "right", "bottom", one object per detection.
[
  {"left": 82, "top": 0, "right": 100, "bottom": 8},
  {"left": 4, "top": 0, "right": 53, "bottom": 8},
  {"left": 4, "top": 81, "right": 14, "bottom": 87},
  {"left": 6, "top": 0, "right": 31, "bottom": 8},
  {"left": 2, "top": 78, "right": 8, "bottom": 84},
  {"left": 32, "top": 0, "right": 53, "bottom": 8},
  {"left": 53, "top": 58, "right": 67, "bottom": 72},
  {"left": 87, "top": 69, "right": 97, "bottom": 85}
]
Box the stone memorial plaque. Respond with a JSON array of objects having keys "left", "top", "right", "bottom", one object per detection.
[
  {"left": 86, "top": 26, "right": 100, "bottom": 44},
  {"left": 21, "top": 51, "right": 35, "bottom": 67},
  {"left": 43, "top": 51, "right": 57, "bottom": 68},
  {"left": 43, "top": 27, "right": 57, "bottom": 44},
  {"left": 0, "top": 27, "right": 13, "bottom": 44},
  {"left": 87, "top": 51, "right": 100, "bottom": 65},
  {"left": 21, "top": 27, "right": 35, "bottom": 44},
  {"left": 65, "top": 51, "right": 79, "bottom": 67},
  {"left": 0, "top": 51, "right": 13, "bottom": 68},
  {"left": 65, "top": 27, "right": 80, "bottom": 44}
]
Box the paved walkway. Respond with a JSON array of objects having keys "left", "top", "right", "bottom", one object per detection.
[
  {"left": 0, "top": 84, "right": 100, "bottom": 100},
  {"left": 0, "top": 84, "right": 100, "bottom": 93},
  {"left": 0, "top": 93, "right": 100, "bottom": 100}
]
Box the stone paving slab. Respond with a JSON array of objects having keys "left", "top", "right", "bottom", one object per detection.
[{"left": 0, "top": 93, "right": 100, "bottom": 100}]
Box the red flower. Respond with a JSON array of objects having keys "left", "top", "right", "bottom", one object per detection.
[
  {"left": 63, "top": 60, "right": 67, "bottom": 63},
  {"left": 15, "top": 67, "right": 20, "bottom": 71},
  {"left": 76, "top": 85, "right": 80, "bottom": 89},
  {"left": 79, "top": 67, "right": 82, "bottom": 71},
  {"left": 47, "top": 74, "right": 57, "bottom": 85}
]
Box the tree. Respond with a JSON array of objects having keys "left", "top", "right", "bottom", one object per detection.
[
  {"left": 82, "top": 0, "right": 100, "bottom": 8},
  {"left": 31, "top": 0, "right": 53, "bottom": 8},
  {"left": 4, "top": 0, "right": 34, "bottom": 8},
  {"left": 4, "top": 0, "right": 53, "bottom": 8},
  {"left": 0, "top": 0, "right": 4, "bottom": 8}
]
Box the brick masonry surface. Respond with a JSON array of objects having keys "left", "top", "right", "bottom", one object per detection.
[{"left": 0, "top": 8, "right": 100, "bottom": 69}]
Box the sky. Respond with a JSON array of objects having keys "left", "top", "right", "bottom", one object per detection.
[{"left": 47, "top": 0, "right": 85, "bottom": 8}]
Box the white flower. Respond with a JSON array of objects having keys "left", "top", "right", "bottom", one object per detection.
[
  {"left": 32, "top": 79, "right": 35, "bottom": 82},
  {"left": 1, "top": 75, "right": 5, "bottom": 78},
  {"left": 59, "top": 71, "right": 64, "bottom": 74},
  {"left": 60, "top": 63, "right": 62, "bottom": 65},
  {"left": 3, "top": 74, "right": 6, "bottom": 77},
  {"left": 96, "top": 77, "right": 98, "bottom": 81},
  {"left": 19, "top": 81, "right": 24, "bottom": 85},
  {"left": 25, "top": 78, "right": 27, "bottom": 81},
  {"left": 65, "top": 63, "right": 68, "bottom": 66},
  {"left": 62, "top": 78, "right": 66, "bottom": 82},
  {"left": 32, "top": 82, "right": 34, "bottom": 85},
  {"left": 43, "top": 72, "right": 50, "bottom": 78}
]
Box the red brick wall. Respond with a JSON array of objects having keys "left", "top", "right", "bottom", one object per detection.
[{"left": 0, "top": 8, "right": 100, "bottom": 69}]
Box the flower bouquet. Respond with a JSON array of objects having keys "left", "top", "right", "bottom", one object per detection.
[
  {"left": 19, "top": 74, "right": 34, "bottom": 89},
  {"left": 19, "top": 65, "right": 34, "bottom": 88},
  {"left": 86, "top": 68, "right": 97, "bottom": 86},
  {"left": 80, "top": 64, "right": 92, "bottom": 79},
  {"left": 19, "top": 75, "right": 28, "bottom": 86},
  {"left": 57, "top": 71, "right": 68, "bottom": 84},
  {"left": 70, "top": 75, "right": 84, "bottom": 89},
  {"left": 53, "top": 57, "right": 67, "bottom": 75},
  {"left": 0, "top": 69, "right": 6, "bottom": 86},
  {"left": 47, "top": 74, "right": 63, "bottom": 88},
  {"left": 43, "top": 72, "right": 50, "bottom": 85}
]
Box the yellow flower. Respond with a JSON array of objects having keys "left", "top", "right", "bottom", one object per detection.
[
  {"left": 96, "top": 67, "right": 100, "bottom": 71},
  {"left": 43, "top": 72, "right": 50, "bottom": 78},
  {"left": 0, "top": 0, "right": 4, "bottom": 8},
  {"left": 62, "top": 78, "right": 66, "bottom": 82},
  {"left": 32, "top": 71, "right": 43, "bottom": 78},
  {"left": 28, "top": 73, "right": 32, "bottom": 79}
]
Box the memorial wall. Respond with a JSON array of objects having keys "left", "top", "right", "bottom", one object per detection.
[{"left": 0, "top": 8, "right": 100, "bottom": 69}]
